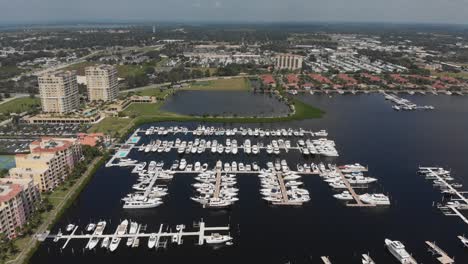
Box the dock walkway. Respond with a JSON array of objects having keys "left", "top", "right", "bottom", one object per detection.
[{"left": 425, "top": 241, "right": 455, "bottom": 264}]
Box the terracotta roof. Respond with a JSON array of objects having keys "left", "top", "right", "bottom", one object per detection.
[
  {"left": 309, "top": 74, "right": 332, "bottom": 84},
  {"left": 0, "top": 183, "right": 22, "bottom": 203}
]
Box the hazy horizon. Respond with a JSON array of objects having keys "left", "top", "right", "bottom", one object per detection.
[{"left": 1, "top": 0, "right": 468, "bottom": 25}]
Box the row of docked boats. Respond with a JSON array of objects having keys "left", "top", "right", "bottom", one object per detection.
[
  {"left": 137, "top": 137, "right": 338, "bottom": 157},
  {"left": 298, "top": 138, "right": 339, "bottom": 157},
  {"left": 144, "top": 125, "right": 328, "bottom": 138},
  {"left": 175, "top": 158, "right": 261, "bottom": 172},
  {"left": 123, "top": 161, "right": 173, "bottom": 209},
  {"left": 319, "top": 163, "right": 390, "bottom": 206},
  {"left": 55, "top": 220, "right": 234, "bottom": 251},
  {"left": 418, "top": 166, "right": 468, "bottom": 214},
  {"left": 191, "top": 163, "right": 239, "bottom": 208},
  {"left": 259, "top": 162, "right": 310, "bottom": 204}
]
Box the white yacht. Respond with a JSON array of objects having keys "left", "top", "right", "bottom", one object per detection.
[
  {"left": 359, "top": 193, "right": 390, "bottom": 205},
  {"left": 86, "top": 221, "right": 107, "bottom": 250},
  {"left": 205, "top": 233, "right": 233, "bottom": 244},
  {"left": 385, "top": 239, "right": 417, "bottom": 264},
  {"left": 333, "top": 191, "right": 354, "bottom": 201}
]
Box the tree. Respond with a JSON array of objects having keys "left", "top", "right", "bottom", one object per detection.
[{"left": 204, "top": 69, "right": 211, "bottom": 77}]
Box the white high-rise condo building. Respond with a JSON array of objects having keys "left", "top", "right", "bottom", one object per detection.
[
  {"left": 85, "top": 65, "right": 119, "bottom": 102},
  {"left": 38, "top": 70, "right": 79, "bottom": 113},
  {"left": 274, "top": 54, "right": 304, "bottom": 71}
]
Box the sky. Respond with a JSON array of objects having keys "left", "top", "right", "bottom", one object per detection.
[{"left": 1, "top": 0, "right": 468, "bottom": 24}]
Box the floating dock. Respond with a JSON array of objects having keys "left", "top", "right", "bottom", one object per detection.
[
  {"left": 38, "top": 220, "right": 230, "bottom": 249},
  {"left": 419, "top": 167, "right": 468, "bottom": 224},
  {"left": 425, "top": 241, "right": 455, "bottom": 264}
]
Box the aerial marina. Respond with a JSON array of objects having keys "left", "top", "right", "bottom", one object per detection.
[{"left": 28, "top": 96, "right": 468, "bottom": 263}]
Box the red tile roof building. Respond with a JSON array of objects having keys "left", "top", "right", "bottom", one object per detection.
[
  {"left": 361, "top": 73, "right": 382, "bottom": 82},
  {"left": 260, "top": 74, "right": 276, "bottom": 87},
  {"left": 10, "top": 138, "right": 83, "bottom": 192},
  {"left": 77, "top": 133, "right": 105, "bottom": 147},
  {"left": 390, "top": 74, "right": 409, "bottom": 84},
  {"left": 336, "top": 74, "right": 358, "bottom": 86},
  {"left": 0, "top": 178, "right": 40, "bottom": 238},
  {"left": 309, "top": 74, "right": 332, "bottom": 84}
]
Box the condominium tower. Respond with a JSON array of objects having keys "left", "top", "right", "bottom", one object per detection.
[
  {"left": 38, "top": 70, "right": 80, "bottom": 113},
  {"left": 85, "top": 65, "right": 119, "bottom": 102}
]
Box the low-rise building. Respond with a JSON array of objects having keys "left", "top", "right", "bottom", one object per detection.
[
  {"left": 274, "top": 53, "right": 303, "bottom": 71},
  {"left": 0, "top": 178, "right": 40, "bottom": 238}
]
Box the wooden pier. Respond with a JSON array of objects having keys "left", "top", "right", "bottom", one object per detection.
[
  {"left": 336, "top": 169, "right": 375, "bottom": 207},
  {"left": 271, "top": 171, "right": 303, "bottom": 206},
  {"left": 321, "top": 256, "right": 332, "bottom": 264},
  {"left": 213, "top": 169, "right": 222, "bottom": 199},
  {"left": 425, "top": 241, "right": 455, "bottom": 264}
]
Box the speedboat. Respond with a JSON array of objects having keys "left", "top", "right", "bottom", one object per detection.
[
  {"left": 148, "top": 233, "right": 157, "bottom": 249},
  {"left": 109, "top": 237, "right": 121, "bottom": 252},
  {"left": 101, "top": 237, "right": 110, "bottom": 248},
  {"left": 179, "top": 159, "right": 187, "bottom": 170},
  {"left": 385, "top": 239, "right": 417, "bottom": 264},
  {"left": 86, "top": 223, "right": 96, "bottom": 232},
  {"left": 205, "top": 233, "right": 233, "bottom": 244},
  {"left": 66, "top": 224, "right": 75, "bottom": 232}
]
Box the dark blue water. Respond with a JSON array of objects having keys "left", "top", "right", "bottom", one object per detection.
[
  {"left": 161, "top": 90, "right": 291, "bottom": 117},
  {"left": 31, "top": 94, "right": 468, "bottom": 264}
]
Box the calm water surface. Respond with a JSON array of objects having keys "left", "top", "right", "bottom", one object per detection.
[{"left": 31, "top": 94, "right": 468, "bottom": 264}]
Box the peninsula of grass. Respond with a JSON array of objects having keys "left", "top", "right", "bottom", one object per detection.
[{"left": 185, "top": 77, "right": 250, "bottom": 91}]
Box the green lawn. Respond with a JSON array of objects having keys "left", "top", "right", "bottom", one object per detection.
[
  {"left": 433, "top": 71, "right": 468, "bottom": 80},
  {"left": 63, "top": 62, "right": 98, "bottom": 75},
  {"left": 0, "top": 66, "right": 24, "bottom": 80},
  {"left": 0, "top": 97, "right": 40, "bottom": 116},
  {"left": 88, "top": 117, "right": 132, "bottom": 136},
  {"left": 186, "top": 78, "right": 250, "bottom": 91},
  {"left": 132, "top": 86, "right": 175, "bottom": 98}
]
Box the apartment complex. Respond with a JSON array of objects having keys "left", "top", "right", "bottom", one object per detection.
[
  {"left": 274, "top": 53, "right": 304, "bottom": 71},
  {"left": 0, "top": 178, "right": 40, "bottom": 238},
  {"left": 85, "top": 65, "right": 119, "bottom": 102},
  {"left": 38, "top": 70, "right": 80, "bottom": 114},
  {"left": 9, "top": 138, "right": 83, "bottom": 192}
]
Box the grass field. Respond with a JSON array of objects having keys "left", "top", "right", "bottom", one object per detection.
[
  {"left": 131, "top": 86, "right": 176, "bottom": 98},
  {"left": 88, "top": 117, "right": 132, "bottom": 136},
  {"left": 433, "top": 71, "right": 468, "bottom": 79},
  {"left": 186, "top": 78, "right": 250, "bottom": 91},
  {"left": 0, "top": 97, "right": 40, "bottom": 115},
  {"left": 63, "top": 62, "right": 97, "bottom": 75}
]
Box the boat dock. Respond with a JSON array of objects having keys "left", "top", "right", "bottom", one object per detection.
[
  {"left": 271, "top": 171, "right": 303, "bottom": 206},
  {"left": 337, "top": 169, "right": 375, "bottom": 207},
  {"left": 425, "top": 241, "right": 455, "bottom": 264},
  {"left": 38, "top": 220, "right": 230, "bottom": 249},
  {"left": 382, "top": 92, "right": 434, "bottom": 111},
  {"left": 213, "top": 169, "right": 222, "bottom": 199},
  {"left": 419, "top": 167, "right": 468, "bottom": 224}
]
